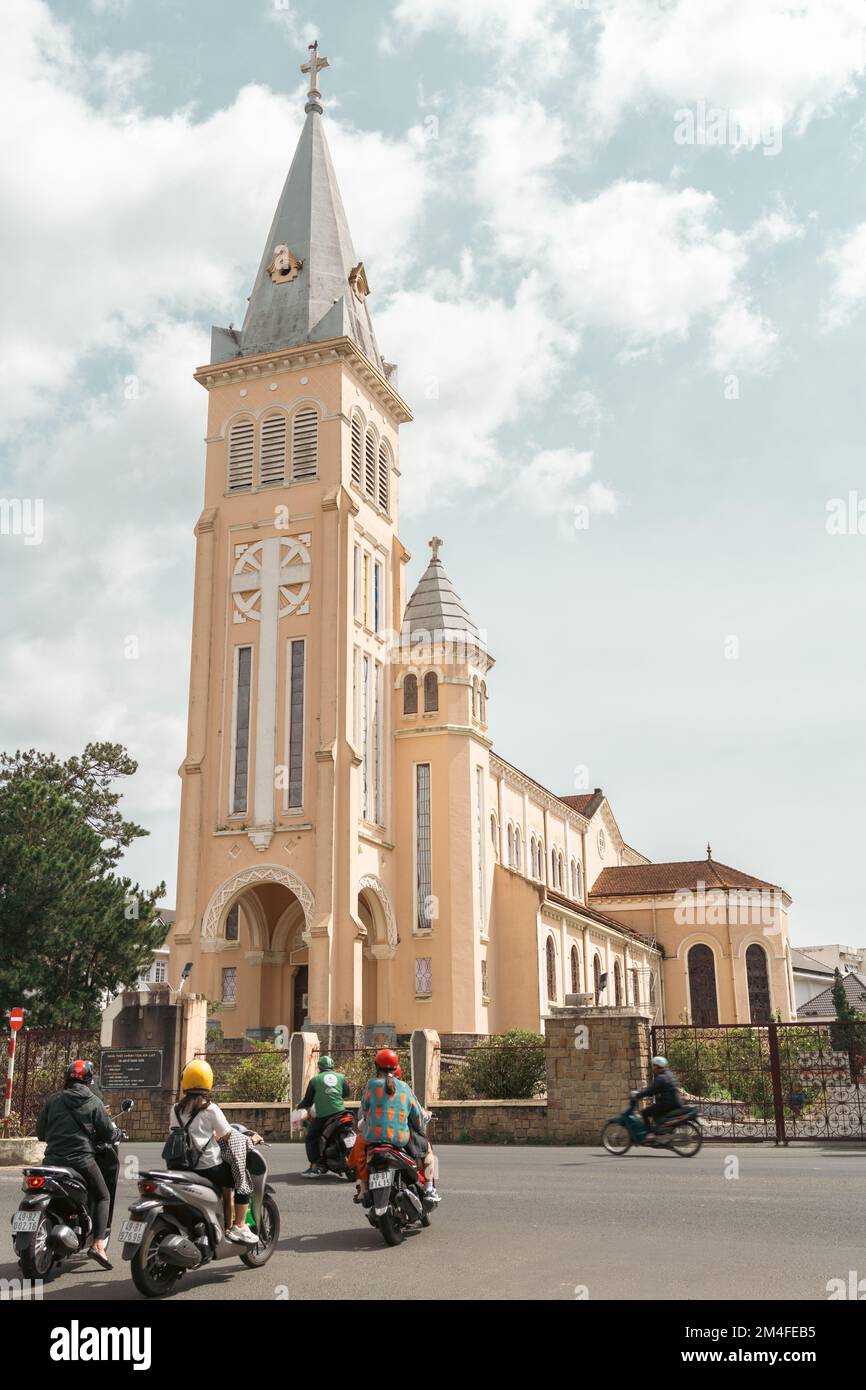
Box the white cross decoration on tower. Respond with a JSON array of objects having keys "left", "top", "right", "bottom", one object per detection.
[{"left": 301, "top": 40, "right": 330, "bottom": 113}]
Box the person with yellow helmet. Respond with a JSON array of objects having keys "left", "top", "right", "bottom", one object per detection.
[{"left": 167, "top": 1060, "right": 261, "bottom": 1245}]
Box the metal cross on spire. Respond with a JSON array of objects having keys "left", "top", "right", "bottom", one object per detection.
[
  {"left": 301, "top": 40, "right": 330, "bottom": 114},
  {"left": 429, "top": 536, "right": 444, "bottom": 561}
]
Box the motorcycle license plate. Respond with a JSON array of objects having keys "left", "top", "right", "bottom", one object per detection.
[
  {"left": 12, "top": 1211, "right": 40, "bottom": 1233},
  {"left": 343, "top": 1133, "right": 355, "bottom": 1150},
  {"left": 369, "top": 1170, "right": 393, "bottom": 1189},
  {"left": 119, "top": 1220, "right": 147, "bottom": 1246}
]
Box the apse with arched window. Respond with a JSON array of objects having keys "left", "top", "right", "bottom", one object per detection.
[
  {"left": 687, "top": 944, "right": 719, "bottom": 1026},
  {"left": 423, "top": 671, "right": 438, "bottom": 712},
  {"left": 746, "top": 943, "right": 771, "bottom": 1024},
  {"left": 570, "top": 944, "right": 580, "bottom": 994},
  {"left": 402, "top": 674, "right": 418, "bottom": 715},
  {"left": 546, "top": 936, "right": 557, "bottom": 1002}
]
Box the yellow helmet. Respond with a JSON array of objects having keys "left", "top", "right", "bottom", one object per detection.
[{"left": 181, "top": 1059, "right": 213, "bottom": 1092}]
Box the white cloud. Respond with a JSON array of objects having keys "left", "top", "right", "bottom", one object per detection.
[
  {"left": 587, "top": 0, "right": 866, "bottom": 138},
  {"left": 820, "top": 221, "right": 866, "bottom": 329},
  {"left": 707, "top": 300, "right": 778, "bottom": 373},
  {"left": 389, "top": 0, "right": 574, "bottom": 70}
]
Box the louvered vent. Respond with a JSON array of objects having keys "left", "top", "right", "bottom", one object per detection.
[
  {"left": 292, "top": 409, "right": 318, "bottom": 481},
  {"left": 227, "top": 420, "right": 255, "bottom": 491},
  {"left": 351, "top": 417, "right": 363, "bottom": 488},
  {"left": 377, "top": 443, "right": 390, "bottom": 512},
  {"left": 260, "top": 414, "right": 287, "bottom": 486},
  {"left": 364, "top": 430, "right": 376, "bottom": 496}
]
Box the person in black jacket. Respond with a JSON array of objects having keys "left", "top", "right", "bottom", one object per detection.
[
  {"left": 632, "top": 1056, "right": 684, "bottom": 1140},
  {"left": 35, "top": 1058, "right": 117, "bottom": 1269}
]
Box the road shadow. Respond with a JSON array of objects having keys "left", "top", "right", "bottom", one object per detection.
[{"left": 278, "top": 1225, "right": 420, "bottom": 1255}]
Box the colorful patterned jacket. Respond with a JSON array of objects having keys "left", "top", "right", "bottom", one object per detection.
[{"left": 358, "top": 1076, "right": 426, "bottom": 1148}]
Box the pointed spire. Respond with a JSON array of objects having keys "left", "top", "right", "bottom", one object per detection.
[
  {"left": 210, "top": 40, "right": 383, "bottom": 370},
  {"left": 402, "top": 538, "right": 486, "bottom": 656},
  {"left": 707, "top": 843, "right": 712, "bottom": 860}
]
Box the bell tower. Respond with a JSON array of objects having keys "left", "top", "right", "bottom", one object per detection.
[{"left": 170, "top": 44, "right": 412, "bottom": 1045}]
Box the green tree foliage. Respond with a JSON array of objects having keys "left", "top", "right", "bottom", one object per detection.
[
  {"left": 443, "top": 1030, "right": 547, "bottom": 1100},
  {"left": 829, "top": 969, "right": 866, "bottom": 1081},
  {"left": 0, "top": 772, "right": 166, "bottom": 1027},
  {"left": 222, "top": 1044, "right": 290, "bottom": 1103}
]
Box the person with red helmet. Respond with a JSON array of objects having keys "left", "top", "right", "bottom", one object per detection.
[
  {"left": 36, "top": 1059, "right": 117, "bottom": 1269},
  {"left": 349, "top": 1049, "right": 439, "bottom": 1204}
]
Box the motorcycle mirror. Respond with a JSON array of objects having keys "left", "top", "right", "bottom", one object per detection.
[{"left": 121, "top": 1099, "right": 134, "bottom": 1111}]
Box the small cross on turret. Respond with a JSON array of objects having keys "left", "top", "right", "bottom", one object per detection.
[
  {"left": 429, "top": 535, "right": 444, "bottom": 561},
  {"left": 301, "top": 40, "right": 330, "bottom": 114}
]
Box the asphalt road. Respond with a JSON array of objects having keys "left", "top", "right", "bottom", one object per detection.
[{"left": 2, "top": 1142, "right": 863, "bottom": 1301}]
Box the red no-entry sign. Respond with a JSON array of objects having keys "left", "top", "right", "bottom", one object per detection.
[{"left": 9, "top": 1008, "right": 24, "bottom": 1032}]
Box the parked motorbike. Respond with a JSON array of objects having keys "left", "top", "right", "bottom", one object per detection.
[
  {"left": 362, "top": 1142, "right": 436, "bottom": 1247},
  {"left": 120, "top": 1126, "right": 279, "bottom": 1298},
  {"left": 602, "top": 1096, "right": 703, "bottom": 1157},
  {"left": 12, "top": 1098, "right": 134, "bottom": 1280}
]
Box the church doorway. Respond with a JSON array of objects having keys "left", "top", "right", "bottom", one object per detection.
[
  {"left": 358, "top": 892, "right": 378, "bottom": 1026},
  {"left": 292, "top": 965, "right": 309, "bottom": 1032}
]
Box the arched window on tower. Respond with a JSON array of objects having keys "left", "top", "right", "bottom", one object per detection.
[
  {"left": 291, "top": 407, "right": 318, "bottom": 481},
  {"left": 570, "top": 944, "right": 581, "bottom": 994},
  {"left": 480, "top": 681, "right": 488, "bottom": 724},
  {"left": 514, "top": 827, "right": 522, "bottom": 871},
  {"left": 350, "top": 414, "right": 363, "bottom": 488},
  {"left": 472, "top": 677, "right": 479, "bottom": 719},
  {"left": 260, "top": 412, "right": 287, "bottom": 486},
  {"left": 490, "top": 812, "right": 499, "bottom": 859},
  {"left": 687, "top": 944, "right": 719, "bottom": 1026},
  {"left": 377, "top": 441, "right": 390, "bottom": 513},
  {"left": 507, "top": 823, "right": 514, "bottom": 866},
  {"left": 227, "top": 418, "right": 255, "bottom": 491},
  {"left": 570, "top": 858, "right": 578, "bottom": 898},
  {"left": 546, "top": 936, "right": 557, "bottom": 1003},
  {"left": 364, "top": 428, "right": 377, "bottom": 497},
  {"left": 403, "top": 674, "right": 418, "bottom": 715},
  {"left": 746, "top": 943, "right": 771, "bottom": 1024},
  {"left": 423, "top": 671, "right": 438, "bottom": 713},
  {"left": 537, "top": 840, "right": 545, "bottom": 881},
  {"left": 530, "top": 836, "right": 537, "bottom": 877}
]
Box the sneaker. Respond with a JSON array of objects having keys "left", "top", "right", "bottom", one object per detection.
[
  {"left": 424, "top": 1186, "right": 442, "bottom": 1205},
  {"left": 301, "top": 1166, "right": 326, "bottom": 1178},
  {"left": 227, "top": 1225, "right": 258, "bottom": 1245}
]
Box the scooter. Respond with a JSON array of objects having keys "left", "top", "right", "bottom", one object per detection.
[
  {"left": 361, "top": 1141, "right": 437, "bottom": 1247},
  {"left": 297, "top": 1107, "right": 358, "bottom": 1177},
  {"left": 602, "top": 1096, "right": 703, "bottom": 1157},
  {"left": 12, "top": 1098, "right": 134, "bottom": 1280},
  {"left": 120, "top": 1125, "right": 279, "bottom": 1298}
]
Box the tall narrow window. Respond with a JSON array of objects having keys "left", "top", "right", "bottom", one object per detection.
[
  {"left": 746, "top": 944, "right": 771, "bottom": 1024},
  {"left": 481, "top": 958, "right": 489, "bottom": 999},
  {"left": 222, "top": 967, "right": 237, "bottom": 1005},
  {"left": 286, "top": 638, "right": 305, "bottom": 810},
  {"left": 472, "top": 677, "right": 479, "bottom": 719},
  {"left": 423, "top": 671, "right": 438, "bottom": 712},
  {"left": 415, "top": 763, "right": 432, "bottom": 931},
  {"left": 373, "top": 561, "right": 383, "bottom": 633},
  {"left": 631, "top": 968, "right": 640, "bottom": 1005},
  {"left": 480, "top": 681, "right": 487, "bottom": 723},
  {"left": 514, "top": 826, "right": 522, "bottom": 871},
  {"left": 353, "top": 545, "right": 361, "bottom": 619},
  {"left": 570, "top": 945, "right": 580, "bottom": 994},
  {"left": 687, "top": 944, "right": 719, "bottom": 1026},
  {"left": 364, "top": 429, "right": 376, "bottom": 496},
  {"left": 377, "top": 442, "right": 390, "bottom": 512},
  {"left": 415, "top": 957, "right": 432, "bottom": 997},
  {"left": 225, "top": 904, "right": 240, "bottom": 942},
  {"left": 260, "top": 413, "right": 287, "bottom": 486},
  {"left": 228, "top": 419, "right": 254, "bottom": 491},
  {"left": 291, "top": 408, "right": 318, "bottom": 481},
  {"left": 491, "top": 812, "right": 499, "bottom": 858},
  {"left": 231, "top": 646, "right": 252, "bottom": 814},
  {"left": 362, "top": 552, "right": 369, "bottom": 626},
  {"left": 350, "top": 415, "right": 363, "bottom": 488},
  {"left": 507, "top": 824, "right": 514, "bottom": 865},
  {"left": 593, "top": 954, "right": 602, "bottom": 1004},
  {"left": 373, "top": 661, "right": 384, "bottom": 824},
  {"left": 614, "top": 960, "right": 623, "bottom": 1006},
  {"left": 403, "top": 673, "right": 418, "bottom": 715},
  {"left": 361, "top": 654, "right": 370, "bottom": 819},
  {"left": 475, "top": 766, "right": 485, "bottom": 923},
  {"left": 546, "top": 937, "right": 557, "bottom": 1002}
]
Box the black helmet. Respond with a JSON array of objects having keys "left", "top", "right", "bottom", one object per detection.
[{"left": 64, "top": 1058, "right": 94, "bottom": 1086}]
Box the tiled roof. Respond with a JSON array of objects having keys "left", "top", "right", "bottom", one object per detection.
[
  {"left": 544, "top": 887, "right": 660, "bottom": 951},
  {"left": 797, "top": 971, "right": 866, "bottom": 1018},
  {"left": 559, "top": 790, "right": 605, "bottom": 818},
  {"left": 590, "top": 858, "right": 784, "bottom": 897}
]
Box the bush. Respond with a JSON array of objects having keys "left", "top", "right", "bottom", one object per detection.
[
  {"left": 455, "top": 1030, "right": 546, "bottom": 1100},
  {"left": 333, "top": 1047, "right": 411, "bottom": 1098},
  {"left": 223, "top": 1043, "right": 288, "bottom": 1103}
]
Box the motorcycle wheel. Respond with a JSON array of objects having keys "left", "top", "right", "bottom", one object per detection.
[
  {"left": 378, "top": 1211, "right": 405, "bottom": 1247},
  {"left": 602, "top": 1121, "right": 632, "bottom": 1155},
  {"left": 17, "top": 1214, "right": 56, "bottom": 1281},
  {"left": 670, "top": 1121, "right": 702, "bottom": 1157},
  {"left": 241, "top": 1193, "right": 280, "bottom": 1267},
  {"left": 130, "top": 1220, "right": 184, "bottom": 1299}
]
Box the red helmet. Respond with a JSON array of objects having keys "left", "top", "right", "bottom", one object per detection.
[
  {"left": 375, "top": 1048, "right": 399, "bottom": 1072},
  {"left": 394, "top": 1064, "right": 403, "bottom": 1080},
  {"left": 65, "top": 1058, "right": 94, "bottom": 1086}
]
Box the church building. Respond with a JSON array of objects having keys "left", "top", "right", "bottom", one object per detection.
[{"left": 169, "top": 47, "right": 796, "bottom": 1044}]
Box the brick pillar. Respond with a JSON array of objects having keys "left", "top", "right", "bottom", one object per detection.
[
  {"left": 410, "top": 1029, "right": 440, "bottom": 1106},
  {"left": 290, "top": 1031, "right": 320, "bottom": 1108},
  {"left": 544, "top": 1005, "right": 653, "bottom": 1144},
  {"left": 105, "top": 989, "right": 208, "bottom": 1140}
]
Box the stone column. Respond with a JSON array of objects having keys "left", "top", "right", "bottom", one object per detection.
[
  {"left": 410, "top": 1029, "right": 440, "bottom": 1107},
  {"left": 545, "top": 1004, "right": 653, "bottom": 1144},
  {"left": 290, "top": 1030, "right": 321, "bottom": 1108}
]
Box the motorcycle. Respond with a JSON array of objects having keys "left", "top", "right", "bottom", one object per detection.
[
  {"left": 602, "top": 1096, "right": 703, "bottom": 1157},
  {"left": 299, "top": 1107, "right": 358, "bottom": 1178},
  {"left": 12, "top": 1098, "right": 134, "bottom": 1281},
  {"left": 362, "top": 1141, "right": 437, "bottom": 1247},
  {"left": 120, "top": 1125, "right": 279, "bottom": 1298}
]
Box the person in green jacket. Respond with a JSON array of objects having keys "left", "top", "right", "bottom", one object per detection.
[{"left": 298, "top": 1055, "right": 352, "bottom": 1177}]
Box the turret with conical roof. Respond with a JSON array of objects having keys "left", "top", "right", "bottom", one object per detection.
[
  {"left": 210, "top": 41, "right": 384, "bottom": 373},
  {"left": 401, "top": 535, "right": 486, "bottom": 655}
]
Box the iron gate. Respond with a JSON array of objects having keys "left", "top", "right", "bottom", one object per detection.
[
  {"left": 5, "top": 1026, "right": 102, "bottom": 1136},
  {"left": 650, "top": 1021, "right": 866, "bottom": 1143}
]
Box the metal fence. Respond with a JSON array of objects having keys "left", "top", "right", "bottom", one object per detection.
[
  {"left": 5, "top": 1026, "right": 102, "bottom": 1135},
  {"left": 196, "top": 1048, "right": 290, "bottom": 1104},
  {"left": 651, "top": 1022, "right": 866, "bottom": 1143},
  {"left": 439, "top": 1041, "right": 547, "bottom": 1101}
]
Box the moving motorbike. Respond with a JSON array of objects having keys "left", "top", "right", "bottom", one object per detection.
[
  {"left": 120, "top": 1126, "right": 279, "bottom": 1298},
  {"left": 294, "top": 1106, "right": 358, "bottom": 1177},
  {"left": 12, "top": 1098, "right": 134, "bottom": 1280},
  {"left": 602, "top": 1096, "right": 703, "bottom": 1157},
  {"left": 362, "top": 1141, "right": 437, "bottom": 1247}
]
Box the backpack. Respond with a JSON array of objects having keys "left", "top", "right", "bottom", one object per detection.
[{"left": 161, "top": 1104, "right": 210, "bottom": 1170}]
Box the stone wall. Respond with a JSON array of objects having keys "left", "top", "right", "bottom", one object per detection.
[
  {"left": 544, "top": 1006, "right": 652, "bottom": 1144},
  {"left": 427, "top": 1100, "right": 548, "bottom": 1144}
]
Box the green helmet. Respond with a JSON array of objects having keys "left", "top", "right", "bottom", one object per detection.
[{"left": 318, "top": 1055, "right": 335, "bottom": 1071}]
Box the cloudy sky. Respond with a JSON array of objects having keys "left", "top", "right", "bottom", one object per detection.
[{"left": 2, "top": 0, "right": 866, "bottom": 945}]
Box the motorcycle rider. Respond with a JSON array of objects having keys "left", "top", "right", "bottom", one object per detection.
[
  {"left": 394, "top": 1064, "right": 440, "bottom": 1204},
  {"left": 632, "top": 1056, "right": 684, "bottom": 1141},
  {"left": 168, "top": 1060, "right": 260, "bottom": 1244},
  {"left": 35, "top": 1059, "right": 117, "bottom": 1269},
  {"left": 351, "top": 1048, "right": 428, "bottom": 1202},
  {"left": 297, "top": 1054, "right": 352, "bottom": 1178}
]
